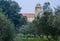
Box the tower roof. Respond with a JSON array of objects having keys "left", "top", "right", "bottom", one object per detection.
[{"left": 35, "top": 3, "right": 41, "bottom": 8}]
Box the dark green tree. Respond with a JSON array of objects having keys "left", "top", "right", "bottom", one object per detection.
[
  {"left": 51, "top": 6, "right": 60, "bottom": 41},
  {"left": 0, "top": 0, "right": 27, "bottom": 33},
  {"left": 0, "top": 8, "right": 15, "bottom": 41}
]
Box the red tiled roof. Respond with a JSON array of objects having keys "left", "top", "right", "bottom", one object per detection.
[{"left": 22, "top": 13, "right": 35, "bottom": 18}]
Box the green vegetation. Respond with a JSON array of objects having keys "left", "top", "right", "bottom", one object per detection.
[
  {"left": 32, "top": 2, "right": 60, "bottom": 41},
  {"left": 15, "top": 33, "right": 60, "bottom": 41},
  {"left": 15, "top": 2, "right": 60, "bottom": 41},
  {"left": 0, "top": 0, "right": 27, "bottom": 41},
  {"left": 21, "top": 38, "right": 41, "bottom": 41},
  {"left": 0, "top": 8, "right": 15, "bottom": 41},
  {"left": 0, "top": 0, "right": 60, "bottom": 41},
  {"left": 21, "top": 36, "right": 60, "bottom": 41},
  {"left": 0, "top": 0, "right": 27, "bottom": 33}
]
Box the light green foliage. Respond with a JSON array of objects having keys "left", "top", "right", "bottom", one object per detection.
[{"left": 21, "top": 38, "right": 41, "bottom": 41}]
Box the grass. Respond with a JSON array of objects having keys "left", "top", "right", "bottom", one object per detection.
[
  {"left": 21, "top": 38, "right": 41, "bottom": 41},
  {"left": 21, "top": 36, "right": 60, "bottom": 41},
  {"left": 21, "top": 38, "right": 48, "bottom": 41},
  {"left": 16, "top": 34, "right": 60, "bottom": 41}
]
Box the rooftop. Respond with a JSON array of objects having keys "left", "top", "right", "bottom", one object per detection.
[{"left": 22, "top": 13, "right": 35, "bottom": 18}]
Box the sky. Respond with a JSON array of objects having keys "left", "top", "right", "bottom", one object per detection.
[{"left": 13, "top": 0, "right": 60, "bottom": 13}]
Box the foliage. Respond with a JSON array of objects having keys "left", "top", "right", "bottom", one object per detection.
[
  {"left": 32, "top": 2, "right": 60, "bottom": 41},
  {"left": 0, "top": 9, "right": 15, "bottom": 41},
  {"left": 0, "top": 0, "right": 27, "bottom": 33},
  {"left": 21, "top": 38, "right": 41, "bottom": 41},
  {"left": 19, "top": 23, "right": 35, "bottom": 35}
]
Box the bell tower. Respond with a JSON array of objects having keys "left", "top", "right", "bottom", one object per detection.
[{"left": 35, "top": 3, "right": 42, "bottom": 17}]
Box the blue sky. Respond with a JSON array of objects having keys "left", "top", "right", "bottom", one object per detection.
[{"left": 13, "top": 0, "right": 60, "bottom": 13}]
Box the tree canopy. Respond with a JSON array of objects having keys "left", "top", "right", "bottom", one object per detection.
[{"left": 0, "top": 8, "right": 15, "bottom": 41}]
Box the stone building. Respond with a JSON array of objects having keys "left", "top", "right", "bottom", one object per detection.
[{"left": 22, "top": 3, "right": 43, "bottom": 22}]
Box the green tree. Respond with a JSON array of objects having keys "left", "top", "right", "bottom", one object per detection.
[
  {"left": 19, "top": 23, "right": 35, "bottom": 35},
  {"left": 0, "top": 8, "right": 15, "bottom": 41},
  {"left": 51, "top": 6, "right": 60, "bottom": 41},
  {"left": 33, "top": 2, "right": 55, "bottom": 41},
  {"left": 0, "top": 0, "right": 27, "bottom": 33},
  {"left": 33, "top": 2, "right": 60, "bottom": 41}
]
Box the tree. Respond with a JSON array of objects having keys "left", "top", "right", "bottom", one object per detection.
[
  {"left": 19, "top": 23, "right": 35, "bottom": 35},
  {"left": 0, "top": 0, "right": 27, "bottom": 33},
  {"left": 51, "top": 6, "right": 60, "bottom": 41},
  {"left": 0, "top": 8, "right": 15, "bottom": 41},
  {"left": 33, "top": 2, "right": 55, "bottom": 41},
  {"left": 0, "top": 0, "right": 21, "bottom": 26},
  {"left": 33, "top": 2, "right": 60, "bottom": 41}
]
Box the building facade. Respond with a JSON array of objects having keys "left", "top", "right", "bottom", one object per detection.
[{"left": 22, "top": 3, "right": 43, "bottom": 22}]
